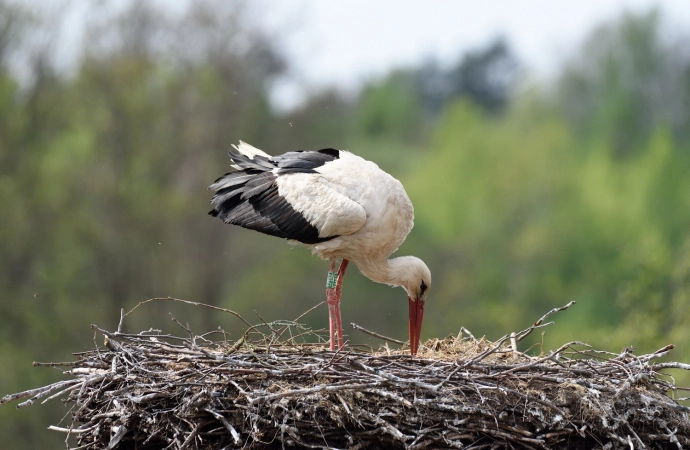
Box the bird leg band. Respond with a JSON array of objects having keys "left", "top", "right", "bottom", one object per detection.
[{"left": 326, "top": 271, "right": 338, "bottom": 289}]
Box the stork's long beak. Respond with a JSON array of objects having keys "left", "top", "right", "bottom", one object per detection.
[{"left": 408, "top": 296, "right": 425, "bottom": 356}]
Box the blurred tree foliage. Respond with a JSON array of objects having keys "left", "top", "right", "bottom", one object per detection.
[
  {"left": 558, "top": 9, "right": 690, "bottom": 156},
  {"left": 417, "top": 38, "right": 519, "bottom": 117},
  {"left": 1, "top": 1, "right": 689, "bottom": 446}
]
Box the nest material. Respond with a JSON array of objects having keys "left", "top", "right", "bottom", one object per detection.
[{"left": 3, "top": 299, "right": 690, "bottom": 449}]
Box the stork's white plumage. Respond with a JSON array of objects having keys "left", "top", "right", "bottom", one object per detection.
[{"left": 209, "top": 141, "right": 431, "bottom": 355}]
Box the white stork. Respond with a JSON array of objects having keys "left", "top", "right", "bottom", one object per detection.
[{"left": 209, "top": 141, "right": 431, "bottom": 355}]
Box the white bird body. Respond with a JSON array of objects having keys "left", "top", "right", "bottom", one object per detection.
[
  {"left": 283, "top": 153, "right": 414, "bottom": 275},
  {"left": 209, "top": 141, "right": 430, "bottom": 354}
]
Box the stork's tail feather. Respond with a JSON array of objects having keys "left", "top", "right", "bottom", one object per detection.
[
  {"left": 227, "top": 151, "right": 275, "bottom": 172},
  {"left": 232, "top": 141, "right": 271, "bottom": 160}
]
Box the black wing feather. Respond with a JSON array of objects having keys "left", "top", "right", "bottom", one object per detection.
[{"left": 272, "top": 150, "right": 339, "bottom": 173}]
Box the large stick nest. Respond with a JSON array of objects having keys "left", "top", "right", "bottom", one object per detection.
[{"left": 3, "top": 299, "right": 690, "bottom": 449}]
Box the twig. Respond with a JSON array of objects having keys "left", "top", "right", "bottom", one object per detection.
[
  {"left": 117, "top": 308, "right": 124, "bottom": 334},
  {"left": 124, "top": 297, "right": 253, "bottom": 327},
  {"left": 351, "top": 322, "right": 406, "bottom": 345},
  {"left": 203, "top": 408, "right": 241, "bottom": 444},
  {"left": 249, "top": 381, "right": 382, "bottom": 404},
  {"left": 460, "top": 326, "right": 477, "bottom": 341},
  {"left": 516, "top": 301, "right": 576, "bottom": 342}
]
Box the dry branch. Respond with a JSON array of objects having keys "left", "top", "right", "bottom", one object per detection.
[{"left": 3, "top": 299, "right": 690, "bottom": 449}]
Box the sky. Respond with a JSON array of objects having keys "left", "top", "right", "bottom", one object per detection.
[
  {"left": 17, "top": 0, "right": 690, "bottom": 109},
  {"left": 260, "top": 0, "right": 690, "bottom": 108}
]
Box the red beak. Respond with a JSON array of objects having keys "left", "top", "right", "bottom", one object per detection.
[{"left": 408, "top": 296, "right": 425, "bottom": 355}]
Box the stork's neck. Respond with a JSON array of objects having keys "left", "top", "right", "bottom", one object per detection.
[{"left": 357, "top": 256, "right": 418, "bottom": 289}]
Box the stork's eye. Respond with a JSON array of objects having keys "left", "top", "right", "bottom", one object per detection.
[{"left": 420, "top": 280, "right": 428, "bottom": 295}]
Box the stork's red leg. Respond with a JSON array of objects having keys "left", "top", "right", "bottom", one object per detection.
[
  {"left": 333, "top": 259, "right": 349, "bottom": 350},
  {"left": 326, "top": 258, "right": 338, "bottom": 350},
  {"left": 326, "top": 258, "right": 349, "bottom": 351}
]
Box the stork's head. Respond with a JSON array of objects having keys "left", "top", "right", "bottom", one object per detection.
[{"left": 396, "top": 257, "right": 431, "bottom": 356}]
